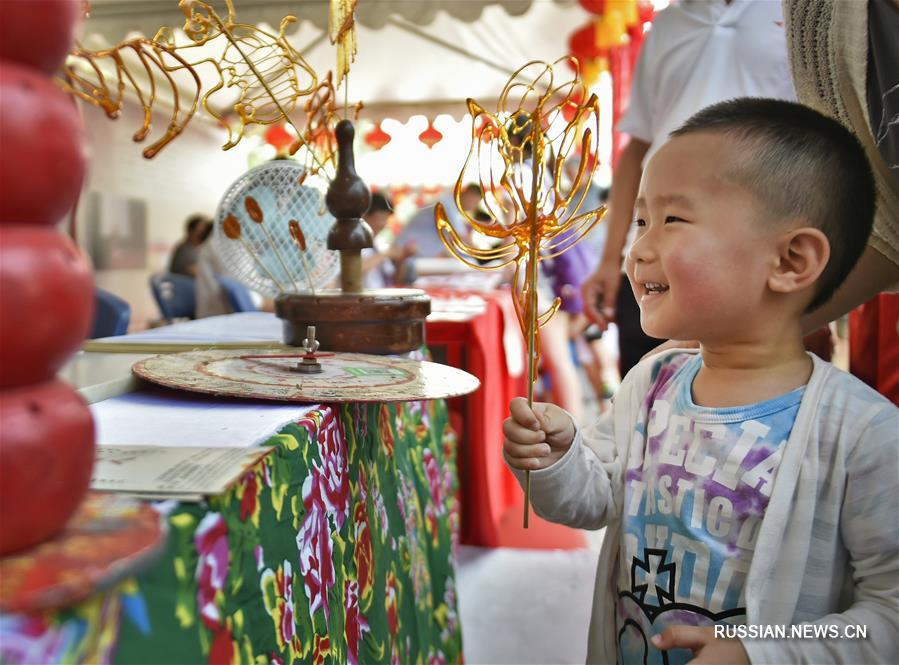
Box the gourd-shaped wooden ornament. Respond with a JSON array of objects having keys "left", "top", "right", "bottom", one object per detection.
[{"left": 274, "top": 119, "right": 430, "bottom": 355}]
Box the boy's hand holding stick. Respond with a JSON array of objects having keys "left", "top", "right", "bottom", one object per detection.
[{"left": 503, "top": 397, "right": 576, "bottom": 472}]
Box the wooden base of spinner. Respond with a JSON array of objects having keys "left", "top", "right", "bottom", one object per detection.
[{"left": 275, "top": 288, "right": 431, "bottom": 355}]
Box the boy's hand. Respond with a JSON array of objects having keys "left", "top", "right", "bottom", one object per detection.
[
  {"left": 503, "top": 397, "right": 575, "bottom": 471},
  {"left": 652, "top": 627, "right": 749, "bottom": 665}
]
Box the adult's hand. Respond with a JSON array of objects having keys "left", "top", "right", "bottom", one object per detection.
[{"left": 581, "top": 256, "right": 623, "bottom": 330}]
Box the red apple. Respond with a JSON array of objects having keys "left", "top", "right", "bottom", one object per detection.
[
  {"left": 0, "top": 378, "right": 95, "bottom": 555},
  {"left": 0, "top": 0, "right": 83, "bottom": 75},
  {"left": 0, "top": 61, "right": 86, "bottom": 226},
  {"left": 0, "top": 225, "right": 94, "bottom": 388}
]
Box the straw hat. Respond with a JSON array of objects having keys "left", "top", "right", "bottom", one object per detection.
[{"left": 785, "top": 0, "right": 899, "bottom": 270}]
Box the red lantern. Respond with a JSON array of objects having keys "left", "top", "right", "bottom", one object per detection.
[
  {"left": 568, "top": 22, "right": 602, "bottom": 63},
  {"left": 264, "top": 124, "right": 294, "bottom": 152},
  {"left": 364, "top": 122, "right": 392, "bottom": 150},
  {"left": 419, "top": 121, "right": 443, "bottom": 149},
  {"left": 578, "top": 0, "right": 606, "bottom": 14}
]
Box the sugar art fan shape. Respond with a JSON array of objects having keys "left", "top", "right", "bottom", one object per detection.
[{"left": 213, "top": 160, "right": 340, "bottom": 297}]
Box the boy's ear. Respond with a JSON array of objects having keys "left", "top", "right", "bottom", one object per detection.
[{"left": 768, "top": 226, "right": 830, "bottom": 296}]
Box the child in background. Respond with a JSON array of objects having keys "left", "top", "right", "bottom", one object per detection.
[
  {"left": 361, "top": 193, "right": 416, "bottom": 288},
  {"left": 503, "top": 98, "right": 898, "bottom": 664}
]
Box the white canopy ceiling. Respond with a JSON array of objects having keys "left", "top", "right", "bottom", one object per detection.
[
  {"left": 80, "top": 0, "right": 587, "bottom": 119},
  {"left": 85, "top": 0, "right": 560, "bottom": 35}
]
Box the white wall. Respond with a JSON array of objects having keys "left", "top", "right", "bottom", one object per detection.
[{"left": 75, "top": 102, "right": 252, "bottom": 329}]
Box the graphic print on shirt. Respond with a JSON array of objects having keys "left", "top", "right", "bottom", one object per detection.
[{"left": 616, "top": 354, "right": 803, "bottom": 665}]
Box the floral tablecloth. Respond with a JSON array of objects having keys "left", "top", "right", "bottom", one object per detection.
[{"left": 0, "top": 399, "right": 461, "bottom": 664}]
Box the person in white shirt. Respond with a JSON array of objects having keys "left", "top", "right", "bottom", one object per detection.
[{"left": 581, "top": 0, "right": 795, "bottom": 374}]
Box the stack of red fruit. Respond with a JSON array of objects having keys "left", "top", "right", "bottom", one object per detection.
[{"left": 0, "top": 1, "right": 96, "bottom": 555}]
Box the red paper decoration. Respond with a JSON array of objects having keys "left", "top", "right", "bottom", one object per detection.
[
  {"left": 364, "top": 122, "right": 392, "bottom": 150},
  {"left": 419, "top": 121, "right": 443, "bottom": 149}
]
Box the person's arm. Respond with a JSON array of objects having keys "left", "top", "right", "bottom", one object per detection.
[
  {"left": 582, "top": 137, "right": 650, "bottom": 327},
  {"left": 801, "top": 245, "right": 899, "bottom": 332}
]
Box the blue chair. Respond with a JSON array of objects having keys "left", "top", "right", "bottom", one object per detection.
[
  {"left": 149, "top": 272, "right": 196, "bottom": 321},
  {"left": 91, "top": 288, "right": 131, "bottom": 338},
  {"left": 216, "top": 275, "right": 258, "bottom": 312}
]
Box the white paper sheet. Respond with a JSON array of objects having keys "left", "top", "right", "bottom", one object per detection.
[
  {"left": 90, "top": 389, "right": 316, "bottom": 448},
  {"left": 91, "top": 445, "right": 273, "bottom": 497}
]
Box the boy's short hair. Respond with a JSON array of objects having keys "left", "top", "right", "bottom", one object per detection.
[{"left": 670, "top": 98, "right": 875, "bottom": 312}]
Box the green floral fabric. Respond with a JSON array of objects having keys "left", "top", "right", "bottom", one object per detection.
[{"left": 1, "top": 400, "right": 461, "bottom": 665}]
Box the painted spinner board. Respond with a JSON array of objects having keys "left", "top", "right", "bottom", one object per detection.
[{"left": 132, "top": 350, "right": 479, "bottom": 403}]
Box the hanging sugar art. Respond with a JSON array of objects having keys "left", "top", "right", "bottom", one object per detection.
[
  {"left": 435, "top": 58, "right": 606, "bottom": 527},
  {"left": 61, "top": 0, "right": 321, "bottom": 161}
]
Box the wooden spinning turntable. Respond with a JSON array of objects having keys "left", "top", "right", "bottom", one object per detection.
[{"left": 132, "top": 347, "right": 479, "bottom": 403}]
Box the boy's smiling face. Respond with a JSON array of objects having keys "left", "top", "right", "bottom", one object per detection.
[{"left": 626, "top": 132, "right": 782, "bottom": 344}]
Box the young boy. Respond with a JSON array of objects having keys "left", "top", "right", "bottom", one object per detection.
[{"left": 503, "top": 98, "right": 898, "bottom": 664}]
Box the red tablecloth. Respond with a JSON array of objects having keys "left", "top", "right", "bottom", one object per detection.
[{"left": 426, "top": 287, "right": 587, "bottom": 550}]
